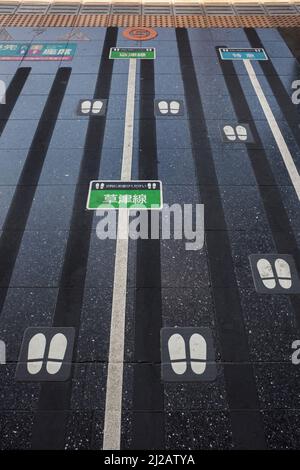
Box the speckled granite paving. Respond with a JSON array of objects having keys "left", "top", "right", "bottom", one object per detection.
[{"left": 0, "top": 25, "right": 299, "bottom": 450}]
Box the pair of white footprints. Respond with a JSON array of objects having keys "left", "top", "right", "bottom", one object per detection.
[
  {"left": 168, "top": 333, "right": 207, "bottom": 375},
  {"left": 223, "top": 125, "right": 248, "bottom": 141},
  {"left": 80, "top": 100, "right": 104, "bottom": 115},
  {"left": 158, "top": 101, "right": 181, "bottom": 115},
  {"left": 257, "top": 258, "right": 292, "bottom": 289},
  {"left": 27, "top": 333, "right": 68, "bottom": 375}
]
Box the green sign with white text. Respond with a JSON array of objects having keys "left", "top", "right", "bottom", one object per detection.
[
  {"left": 109, "top": 47, "right": 155, "bottom": 60},
  {"left": 0, "top": 42, "right": 76, "bottom": 61},
  {"left": 87, "top": 181, "right": 163, "bottom": 210},
  {"left": 0, "top": 43, "right": 28, "bottom": 60}
]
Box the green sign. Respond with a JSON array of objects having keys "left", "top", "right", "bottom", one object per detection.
[
  {"left": 0, "top": 42, "right": 76, "bottom": 61},
  {"left": 219, "top": 47, "right": 268, "bottom": 61},
  {"left": 0, "top": 43, "right": 28, "bottom": 60},
  {"left": 87, "top": 181, "right": 163, "bottom": 210},
  {"left": 109, "top": 47, "right": 155, "bottom": 60},
  {"left": 25, "top": 43, "right": 76, "bottom": 61}
]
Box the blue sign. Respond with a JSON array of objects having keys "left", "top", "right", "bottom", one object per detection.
[{"left": 219, "top": 48, "right": 268, "bottom": 61}]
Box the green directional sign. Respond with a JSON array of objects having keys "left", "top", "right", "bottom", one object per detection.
[
  {"left": 219, "top": 47, "right": 268, "bottom": 61},
  {"left": 0, "top": 43, "right": 28, "bottom": 60},
  {"left": 87, "top": 181, "right": 163, "bottom": 210},
  {"left": 109, "top": 47, "right": 155, "bottom": 60},
  {"left": 0, "top": 42, "right": 76, "bottom": 61},
  {"left": 25, "top": 43, "right": 77, "bottom": 61}
]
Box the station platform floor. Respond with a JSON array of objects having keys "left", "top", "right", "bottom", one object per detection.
[{"left": 0, "top": 21, "right": 300, "bottom": 450}]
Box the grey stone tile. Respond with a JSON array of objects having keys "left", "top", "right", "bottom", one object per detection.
[
  {"left": 0, "top": 412, "right": 34, "bottom": 449},
  {"left": 0, "top": 186, "right": 15, "bottom": 228},
  {"left": 0, "top": 150, "right": 28, "bottom": 185},
  {"left": 26, "top": 185, "right": 76, "bottom": 230},
  {"left": 9, "top": 230, "right": 69, "bottom": 287},
  {"left": 255, "top": 363, "right": 300, "bottom": 409},
  {"left": 0, "top": 287, "right": 57, "bottom": 359},
  {"left": 10, "top": 94, "right": 48, "bottom": 120},
  {"left": 240, "top": 289, "right": 299, "bottom": 362}
]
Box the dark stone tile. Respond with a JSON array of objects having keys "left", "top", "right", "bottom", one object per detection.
[
  {"left": 262, "top": 41, "right": 293, "bottom": 59},
  {"left": 33, "top": 27, "right": 74, "bottom": 41},
  {"left": 6, "top": 27, "right": 41, "bottom": 40},
  {"left": 212, "top": 148, "right": 257, "bottom": 186},
  {"left": 152, "top": 74, "right": 184, "bottom": 95},
  {"left": 164, "top": 365, "right": 227, "bottom": 412},
  {"left": 120, "top": 411, "right": 133, "bottom": 450},
  {"left": 0, "top": 62, "right": 22, "bottom": 74},
  {"left": 261, "top": 410, "right": 295, "bottom": 449},
  {"left": 201, "top": 94, "right": 236, "bottom": 120},
  {"left": 85, "top": 236, "right": 116, "bottom": 289},
  {"left": 49, "top": 119, "right": 89, "bottom": 149},
  {"left": 165, "top": 411, "right": 194, "bottom": 450},
  {"left": 0, "top": 150, "right": 27, "bottom": 185},
  {"left": 280, "top": 186, "right": 300, "bottom": 234},
  {"left": 21, "top": 74, "right": 57, "bottom": 95},
  {"left": 155, "top": 149, "right": 197, "bottom": 185},
  {"left": 70, "top": 56, "right": 101, "bottom": 74},
  {"left": 10, "top": 94, "right": 48, "bottom": 120},
  {"left": 74, "top": 41, "right": 105, "bottom": 57},
  {"left": 0, "top": 119, "right": 39, "bottom": 150},
  {"left": 102, "top": 120, "right": 124, "bottom": 149},
  {"left": 0, "top": 412, "right": 34, "bottom": 449},
  {"left": 161, "top": 240, "right": 209, "bottom": 288},
  {"left": 0, "top": 186, "right": 15, "bottom": 228},
  {"left": 240, "top": 289, "right": 299, "bottom": 362},
  {"left": 39, "top": 148, "right": 83, "bottom": 184},
  {"left": 65, "top": 73, "right": 98, "bottom": 95},
  {"left": 0, "top": 364, "right": 40, "bottom": 411},
  {"left": 76, "top": 288, "right": 112, "bottom": 362},
  {"left": 0, "top": 287, "right": 57, "bottom": 359},
  {"left": 228, "top": 230, "right": 275, "bottom": 289},
  {"left": 64, "top": 411, "right": 93, "bottom": 450},
  {"left": 144, "top": 119, "right": 191, "bottom": 149},
  {"left": 211, "top": 28, "right": 248, "bottom": 42},
  {"left": 255, "top": 363, "right": 300, "bottom": 409},
  {"left": 9, "top": 230, "right": 69, "bottom": 287},
  {"left": 26, "top": 185, "right": 76, "bottom": 230},
  {"left": 25, "top": 61, "right": 63, "bottom": 75},
  {"left": 220, "top": 186, "right": 270, "bottom": 232},
  {"left": 71, "top": 363, "right": 107, "bottom": 411},
  {"left": 91, "top": 411, "right": 104, "bottom": 449},
  {"left": 161, "top": 287, "right": 215, "bottom": 328},
  {"left": 286, "top": 410, "right": 300, "bottom": 448},
  {"left": 189, "top": 411, "right": 233, "bottom": 449}
]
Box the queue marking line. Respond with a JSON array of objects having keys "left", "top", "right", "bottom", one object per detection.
[
  {"left": 103, "top": 58, "right": 137, "bottom": 450},
  {"left": 244, "top": 58, "right": 300, "bottom": 201}
]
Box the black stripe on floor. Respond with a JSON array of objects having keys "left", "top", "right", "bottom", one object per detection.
[
  {"left": 131, "top": 60, "right": 164, "bottom": 450},
  {"left": 0, "top": 67, "right": 71, "bottom": 316},
  {"left": 245, "top": 29, "right": 300, "bottom": 149},
  {"left": 176, "top": 28, "right": 266, "bottom": 450},
  {"left": 0, "top": 67, "right": 30, "bottom": 135},
  {"left": 278, "top": 27, "right": 300, "bottom": 62},
  {"left": 217, "top": 40, "right": 300, "bottom": 331},
  {"left": 31, "top": 27, "right": 118, "bottom": 451}
]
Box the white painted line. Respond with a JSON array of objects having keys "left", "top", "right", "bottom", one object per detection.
[
  {"left": 244, "top": 59, "right": 300, "bottom": 201},
  {"left": 103, "top": 58, "right": 137, "bottom": 450}
]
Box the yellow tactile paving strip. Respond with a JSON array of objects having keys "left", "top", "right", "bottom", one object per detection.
[{"left": 0, "top": 13, "right": 300, "bottom": 27}]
